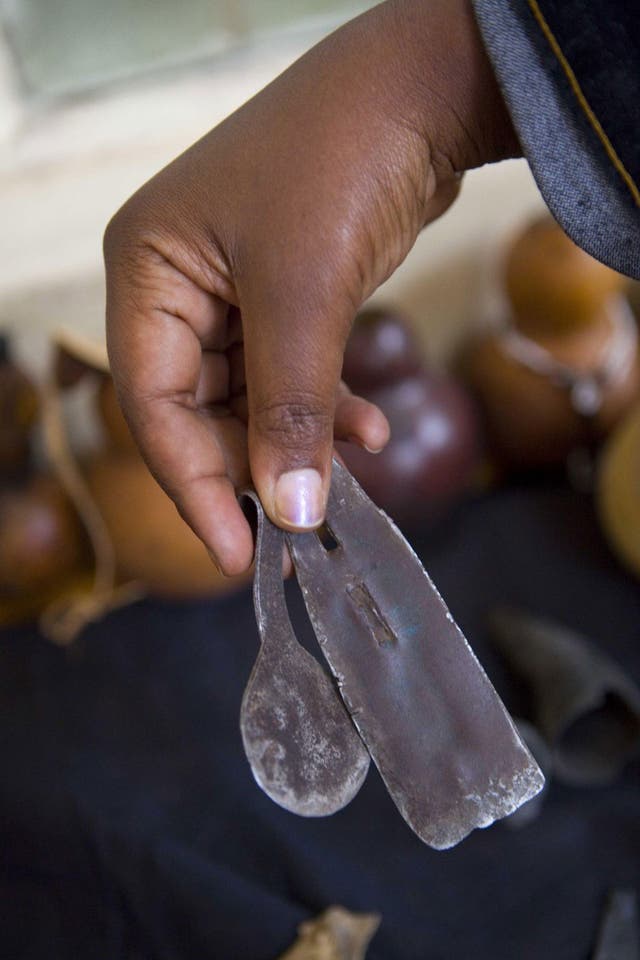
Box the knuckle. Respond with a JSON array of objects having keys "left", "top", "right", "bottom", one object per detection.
[{"left": 254, "top": 395, "right": 333, "bottom": 451}]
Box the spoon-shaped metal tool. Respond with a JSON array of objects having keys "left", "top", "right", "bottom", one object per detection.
[
  {"left": 240, "top": 491, "right": 370, "bottom": 817},
  {"left": 287, "top": 459, "right": 544, "bottom": 849}
]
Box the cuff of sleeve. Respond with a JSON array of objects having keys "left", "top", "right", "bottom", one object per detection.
[{"left": 471, "top": 0, "right": 640, "bottom": 280}]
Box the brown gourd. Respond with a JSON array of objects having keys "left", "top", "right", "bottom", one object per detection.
[
  {"left": 505, "top": 217, "right": 624, "bottom": 335},
  {"left": 0, "top": 335, "right": 39, "bottom": 477},
  {"left": 597, "top": 403, "right": 640, "bottom": 579},
  {"left": 462, "top": 216, "right": 640, "bottom": 469},
  {"left": 0, "top": 336, "right": 88, "bottom": 623},
  {"left": 340, "top": 307, "right": 482, "bottom": 522},
  {"left": 83, "top": 451, "right": 237, "bottom": 597},
  {"left": 0, "top": 475, "right": 87, "bottom": 600}
]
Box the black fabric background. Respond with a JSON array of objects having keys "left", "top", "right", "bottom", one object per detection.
[{"left": 1, "top": 482, "right": 639, "bottom": 959}]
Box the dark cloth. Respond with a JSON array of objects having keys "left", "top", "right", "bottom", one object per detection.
[
  {"left": 1, "top": 482, "right": 639, "bottom": 959},
  {"left": 472, "top": 0, "right": 640, "bottom": 280}
]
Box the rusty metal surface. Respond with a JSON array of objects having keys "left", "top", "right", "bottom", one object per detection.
[
  {"left": 240, "top": 492, "right": 369, "bottom": 817},
  {"left": 286, "top": 460, "right": 544, "bottom": 849}
]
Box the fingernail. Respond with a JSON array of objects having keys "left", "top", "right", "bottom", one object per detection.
[
  {"left": 348, "top": 434, "right": 383, "bottom": 454},
  {"left": 274, "top": 468, "right": 324, "bottom": 529}
]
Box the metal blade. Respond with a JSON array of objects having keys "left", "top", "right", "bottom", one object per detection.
[
  {"left": 287, "top": 460, "right": 544, "bottom": 848},
  {"left": 240, "top": 492, "right": 370, "bottom": 817}
]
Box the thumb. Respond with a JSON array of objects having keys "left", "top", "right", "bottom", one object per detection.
[{"left": 243, "top": 288, "right": 350, "bottom": 532}]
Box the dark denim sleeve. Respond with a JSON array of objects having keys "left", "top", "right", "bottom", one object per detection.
[{"left": 471, "top": 0, "right": 640, "bottom": 280}]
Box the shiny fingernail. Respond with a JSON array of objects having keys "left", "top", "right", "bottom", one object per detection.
[
  {"left": 274, "top": 468, "right": 324, "bottom": 529},
  {"left": 348, "top": 434, "right": 383, "bottom": 454}
]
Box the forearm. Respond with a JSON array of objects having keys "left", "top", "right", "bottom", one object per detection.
[{"left": 342, "top": 0, "right": 521, "bottom": 175}]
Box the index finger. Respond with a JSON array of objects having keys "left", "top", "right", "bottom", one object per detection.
[{"left": 105, "top": 256, "right": 255, "bottom": 577}]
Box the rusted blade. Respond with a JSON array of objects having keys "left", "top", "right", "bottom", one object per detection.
[
  {"left": 240, "top": 492, "right": 370, "bottom": 816},
  {"left": 287, "top": 460, "right": 544, "bottom": 848}
]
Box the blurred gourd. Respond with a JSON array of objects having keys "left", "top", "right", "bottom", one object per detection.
[
  {"left": 340, "top": 307, "right": 482, "bottom": 522},
  {"left": 0, "top": 334, "right": 88, "bottom": 623},
  {"left": 462, "top": 217, "right": 640, "bottom": 469},
  {"left": 83, "top": 451, "right": 229, "bottom": 596},
  {"left": 341, "top": 307, "right": 423, "bottom": 392},
  {"left": 0, "top": 334, "right": 39, "bottom": 477},
  {"left": 0, "top": 475, "right": 86, "bottom": 599},
  {"left": 505, "top": 218, "right": 624, "bottom": 335},
  {"left": 597, "top": 403, "right": 640, "bottom": 579}
]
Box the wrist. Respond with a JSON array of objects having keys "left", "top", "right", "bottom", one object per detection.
[{"left": 385, "top": 0, "right": 521, "bottom": 178}]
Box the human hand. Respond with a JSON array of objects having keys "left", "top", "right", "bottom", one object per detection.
[{"left": 104, "top": 0, "right": 518, "bottom": 575}]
